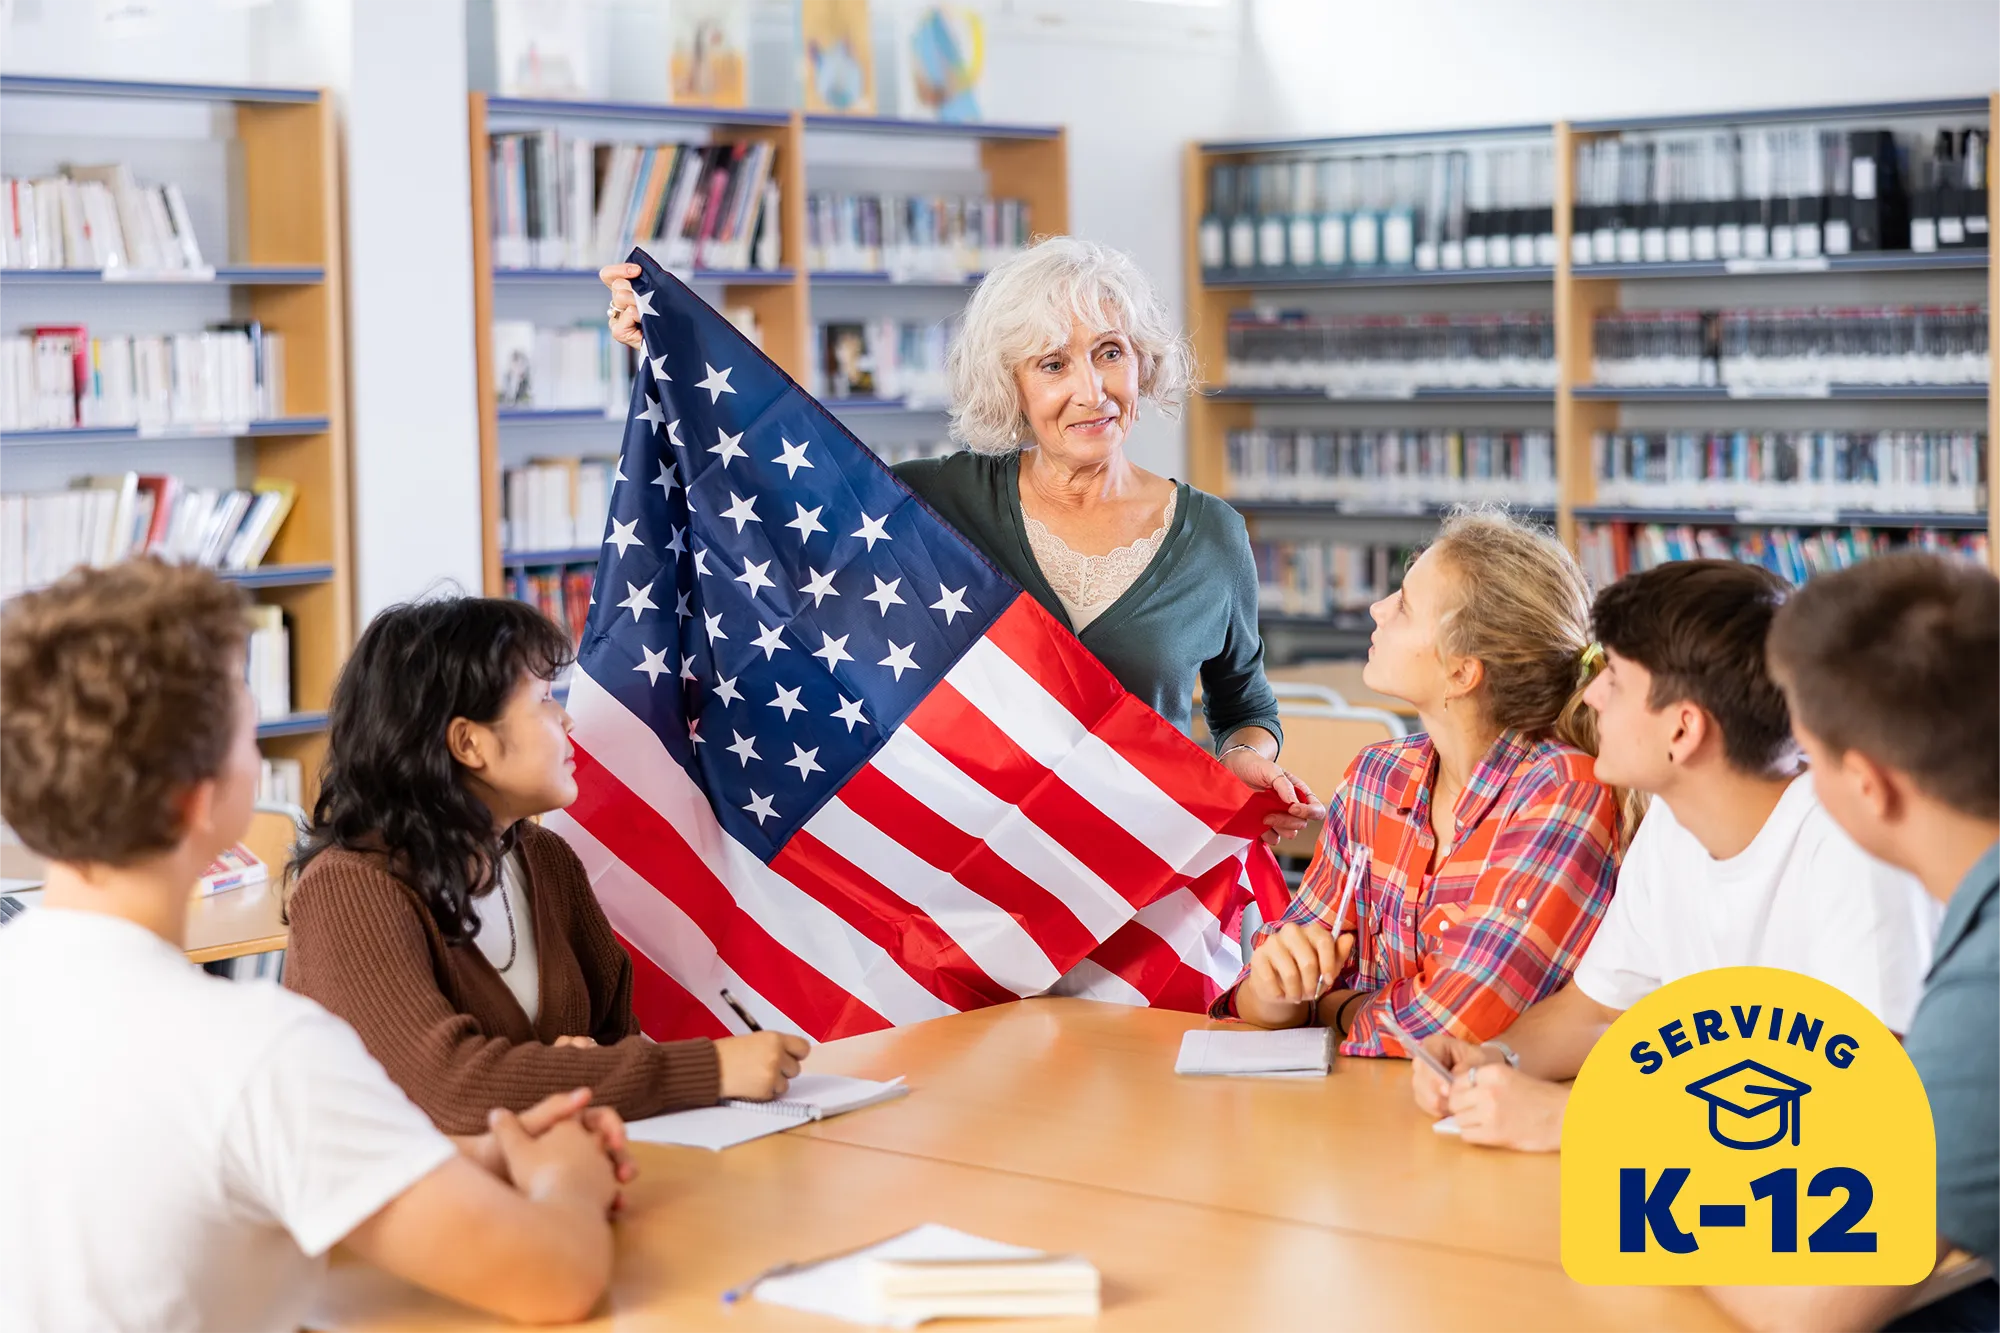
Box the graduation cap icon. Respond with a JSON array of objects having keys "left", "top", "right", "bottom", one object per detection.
[{"left": 1685, "top": 1059, "right": 1812, "bottom": 1150}]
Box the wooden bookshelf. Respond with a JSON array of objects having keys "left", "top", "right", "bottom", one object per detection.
[
  {"left": 0, "top": 77, "right": 353, "bottom": 801},
  {"left": 1184, "top": 95, "right": 1999, "bottom": 624},
  {"left": 467, "top": 96, "right": 1068, "bottom": 595}
]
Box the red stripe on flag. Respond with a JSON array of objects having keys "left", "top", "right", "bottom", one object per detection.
[
  {"left": 566, "top": 743, "right": 891, "bottom": 1041},
  {"left": 980, "top": 598, "right": 1280, "bottom": 833},
  {"left": 770, "top": 829, "right": 1019, "bottom": 1012},
  {"left": 614, "top": 928, "right": 731, "bottom": 1041},
  {"left": 1087, "top": 917, "right": 1217, "bottom": 1014},
  {"left": 835, "top": 763, "right": 1100, "bottom": 969},
  {"left": 903, "top": 681, "right": 1174, "bottom": 907}
]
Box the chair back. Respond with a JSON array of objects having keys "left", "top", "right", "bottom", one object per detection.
[{"left": 244, "top": 802, "right": 307, "bottom": 894}]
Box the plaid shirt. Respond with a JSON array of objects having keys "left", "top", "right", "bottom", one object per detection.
[{"left": 1214, "top": 730, "right": 1619, "bottom": 1057}]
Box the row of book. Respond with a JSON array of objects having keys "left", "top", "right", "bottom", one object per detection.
[
  {"left": 1225, "top": 428, "right": 1557, "bottom": 507},
  {"left": 810, "top": 318, "right": 951, "bottom": 405},
  {"left": 1199, "top": 142, "right": 1558, "bottom": 276},
  {"left": 245, "top": 604, "right": 292, "bottom": 721},
  {"left": 1, "top": 324, "right": 288, "bottom": 432},
  {"left": 1593, "top": 429, "right": 1986, "bottom": 514},
  {"left": 1577, "top": 522, "right": 1990, "bottom": 589},
  {"left": 803, "top": 192, "right": 1032, "bottom": 279},
  {"left": 210, "top": 950, "right": 286, "bottom": 983},
  {"left": 1225, "top": 311, "right": 1557, "bottom": 392},
  {"left": 1590, "top": 305, "right": 1989, "bottom": 388},
  {"left": 0, "top": 473, "right": 296, "bottom": 600},
  {"left": 258, "top": 757, "right": 305, "bottom": 809},
  {"left": 1253, "top": 538, "right": 1415, "bottom": 618},
  {"left": 1573, "top": 125, "right": 1989, "bottom": 265},
  {"left": 1, "top": 166, "right": 207, "bottom": 272},
  {"left": 493, "top": 321, "right": 631, "bottom": 412},
  {"left": 489, "top": 134, "right": 782, "bottom": 272},
  {"left": 503, "top": 456, "right": 615, "bottom": 554},
  {"left": 510, "top": 566, "right": 593, "bottom": 647}
]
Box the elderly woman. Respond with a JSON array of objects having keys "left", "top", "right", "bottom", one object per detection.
[{"left": 601, "top": 237, "right": 1317, "bottom": 841}]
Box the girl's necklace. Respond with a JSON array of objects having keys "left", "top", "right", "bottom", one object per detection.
[{"left": 493, "top": 869, "right": 517, "bottom": 973}]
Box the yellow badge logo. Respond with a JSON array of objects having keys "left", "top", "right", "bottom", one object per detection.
[{"left": 1562, "top": 966, "right": 1935, "bottom": 1284}]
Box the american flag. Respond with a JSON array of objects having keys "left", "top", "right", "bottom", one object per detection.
[{"left": 545, "top": 249, "right": 1288, "bottom": 1041}]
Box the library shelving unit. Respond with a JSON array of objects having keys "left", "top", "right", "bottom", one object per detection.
[
  {"left": 466, "top": 95, "right": 1068, "bottom": 598},
  {"left": 0, "top": 76, "right": 353, "bottom": 795},
  {"left": 1185, "top": 94, "right": 1998, "bottom": 660}
]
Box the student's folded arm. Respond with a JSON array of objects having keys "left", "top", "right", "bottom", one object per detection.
[
  {"left": 1346, "top": 776, "right": 1619, "bottom": 1057},
  {"left": 286, "top": 869, "right": 719, "bottom": 1134}
]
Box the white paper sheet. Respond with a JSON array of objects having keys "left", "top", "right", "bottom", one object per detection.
[
  {"left": 1174, "top": 1027, "right": 1333, "bottom": 1076},
  {"left": 752, "top": 1224, "right": 1045, "bottom": 1328},
  {"left": 625, "top": 1074, "right": 907, "bottom": 1151}
]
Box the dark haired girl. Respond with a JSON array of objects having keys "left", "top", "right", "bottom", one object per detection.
[{"left": 284, "top": 595, "right": 807, "bottom": 1134}]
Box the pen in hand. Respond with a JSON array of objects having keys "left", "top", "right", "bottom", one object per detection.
[{"left": 719, "top": 988, "right": 762, "bottom": 1033}]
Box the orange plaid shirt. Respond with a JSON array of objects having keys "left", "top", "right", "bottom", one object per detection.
[{"left": 1216, "top": 730, "right": 1620, "bottom": 1057}]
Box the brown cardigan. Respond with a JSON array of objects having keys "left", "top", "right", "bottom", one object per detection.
[{"left": 284, "top": 821, "right": 720, "bottom": 1133}]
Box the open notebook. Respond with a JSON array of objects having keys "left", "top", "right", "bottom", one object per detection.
[
  {"left": 748, "top": 1223, "right": 1100, "bottom": 1327},
  {"left": 626, "top": 1073, "right": 908, "bottom": 1151}
]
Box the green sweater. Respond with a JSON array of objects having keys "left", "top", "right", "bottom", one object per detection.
[{"left": 892, "top": 450, "right": 1280, "bottom": 749}]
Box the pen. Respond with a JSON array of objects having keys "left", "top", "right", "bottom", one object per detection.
[
  {"left": 1378, "top": 1012, "right": 1455, "bottom": 1083},
  {"left": 720, "top": 987, "right": 762, "bottom": 1033},
  {"left": 1314, "top": 854, "right": 1366, "bottom": 1001}
]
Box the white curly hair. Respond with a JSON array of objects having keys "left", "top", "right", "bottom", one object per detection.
[{"left": 945, "top": 236, "right": 1194, "bottom": 455}]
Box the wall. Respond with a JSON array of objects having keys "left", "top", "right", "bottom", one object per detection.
[{"left": 1233, "top": 0, "right": 1998, "bottom": 136}]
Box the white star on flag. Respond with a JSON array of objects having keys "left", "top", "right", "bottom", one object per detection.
[
  {"left": 665, "top": 525, "right": 687, "bottom": 556},
  {"left": 674, "top": 590, "right": 692, "bottom": 622},
  {"left": 799, "top": 568, "right": 839, "bottom": 607},
  {"left": 831, "top": 695, "right": 868, "bottom": 732},
  {"left": 634, "top": 395, "right": 665, "bottom": 431},
  {"left": 710, "top": 427, "right": 747, "bottom": 467},
  {"left": 719, "top": 491, "right": 761, "bottom": 532},
  {"left": 773, "top": 437, "right": 813, "bottom": 478},
  {"left": 768, "top": 684, "right": 806, "bottom": 721},
  {"left": 617, "top": 580, "right": 657, "bottom": 621},
  {"left": 605, "top": 517, "right": 642, "bottom": 557},
  {"left": 667, "top": 418, "right": 686, "bottom": 449},
  {"left": 878, "top": 640, "right": 919, "bottom": 680},
  {"left": 633, "top": 645, "right": 672, "bottom": 684},
  {"left": 696, "top": 362, "right": 736, "bottom": 402},
  {"left": 648, "top": 352, "right": 670, "bottom": 382},
  {"left": 613, "top": 457, "right": 627, "bottom": 484},
  {"left": 931, "top": 584, "right": 970, "bottom": 624},
  {"left": 679, "top": 654, "right": 700, "bottom": 682},
  {"left": 687, "top": 718, "right": 705, "bottom": 747},
  {"left": 812, "top": 632, "right": 853, "bottom": 670},
  {"left": 633, "top": 289, "right": 658, "bottom": 318},
  {"left": 741, "top": 790, "right": 778, "bottom": 825},
  {"left": 713, "top": 673, "right": 743, "bottom": 706},
  {"left": 751, "top": 622, "right": 790, "bottom": 659},
  {"left": 703, "top": 610, "right": 727, "bottom": 643},
  {"left": 852, "top": 513, "right": 892, "bottom": 550},
  {"left": 691, "top": 547, "right": 713, "bottom": 577},
  {"left": 652, "top": 462, "right": 679, "bottom": 496},
  {"left": 785, "top": 745, "right": 824, "bottom": 780},
  {"left": 788, "top": 503, "right": 828, "bottom": 541},
  {"left": 726, "top": 731, "right": 760, "bottom": 767},
  {"left": 864, "top": 576, "right": 905, "bottom": 616},
  {"left": 735, "top": 558, "right": 775, "bottom": 596}
]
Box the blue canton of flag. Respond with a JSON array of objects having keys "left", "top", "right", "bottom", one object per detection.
[{"left": 580, "top": 250, "right": 1013, "bottom": 862}]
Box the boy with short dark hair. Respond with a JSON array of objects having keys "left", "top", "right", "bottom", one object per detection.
[
  {"left": 1710, "top": 552, "right": 1997, "bottom": 1332},
  {"left": 1410, "top": 560, "right": 1937, "bottom": 1150},
  {"left": 0, "top": 560, "right": 629, "bottom": 1332}
]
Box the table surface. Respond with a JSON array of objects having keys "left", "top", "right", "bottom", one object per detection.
[{"left": 315, "top": 999, "right": 1731, "bottom": 1332}]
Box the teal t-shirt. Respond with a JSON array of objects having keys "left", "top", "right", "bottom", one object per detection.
[{"left": 1904, "top": 841, "right": 2000, "bottom": 1267}]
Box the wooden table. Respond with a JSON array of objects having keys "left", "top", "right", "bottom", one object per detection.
[{"left": 315, "top": 1000, "right": 1730, "bottom": 1332}]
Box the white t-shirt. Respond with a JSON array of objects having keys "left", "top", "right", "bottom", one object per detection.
[
  {"left": 0, "top": 907, "right": 458, "bottom": 1333},
  {"left": 1574, "top": 775, "right": 1940, "bottom": 1030},
  {"left": 474, "top": 850, "right": 541, "bottom": 1025}
]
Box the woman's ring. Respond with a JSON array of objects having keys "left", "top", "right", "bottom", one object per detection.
[{"left": 607, "top": 302, "right": 622, "bottom": 320}]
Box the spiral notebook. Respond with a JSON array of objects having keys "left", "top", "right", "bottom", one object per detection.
[{"left": 626, "top": 1073, "right": 909, "bottom": 1151}]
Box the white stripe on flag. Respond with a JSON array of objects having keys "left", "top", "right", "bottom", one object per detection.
[
  {"left": 801, "top": 795, "right": 1062, "bottom": 996},
  {"left": 1046, "top": 957, "right": 1151, "bottom": 1007},
  {"left": 947, "top": 638, "right": 1228, "bottom": 866},
  {"left": 868, "top": 726, "right": 1133, "bottom": 940},
  {"left": 566, "top": 668, "right": 955, "bottom": 1027},
  {"left": 547, "top": 810, "right": 813, "bottom": 1038},
  {"left": 1133, "top": 885, "right": 1245, "bottom": 991}
]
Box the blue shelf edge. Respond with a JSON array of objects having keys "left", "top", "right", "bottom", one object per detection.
[
  {"left": 1231, "top": 499, "right": 1557, "bottom": 520},
  {"left": 1574, "top": 251, "right": 1989, "bottom": 280},
  {"left": 1574, "top": 506, "right": 1989, "bottom": 531},
  {"left": 493, "top": 267, "right": 795, "bottom": 284},
  {"left": 1204, "top": 265, "right": 1555, "bottom": 289},
  {"left": 1573, "top": 384, "right": 1990, "bottom": 402},
  {"left": 0, "top": 74, "right": 320, "bottom": 104},
  {"left": 823, "top": 397, "right": 950, "bottom": 413},
  {"left": 484, "top": 95, "right": 789, "bottom": 126},
  {"left": 1, "top": 265, "right": 326, "bottom": 285},
  {"left": 502, "top": 548, "right": 600, "bottom": 568},
  {"left": 1200, "top": 122, "right": 1554, "bottom": 154},
  {"left": 256, "top": 711, "right": 329, "bottom": 740},
  {"left": 1206, "top": 386, "right": 1558, "bottom": 404},
  {"left": 496, "top": 408, "right": 615, "bottom": 423},
  {"left": 1259, "top": 612, "right": 1376, "bottom": 632},
  {"left": 0, "top": 416, "right": 332, "bottom": 445},
  {"left": 808, "top": 270, "right": 985, "bottom": 286},
  {"left": 219, "top": 563, "right": 336, "bottom": 588},
  {"left": 1572, "top": 96, "right": 1992, "bottom": 134},
  {"left": 803, "top": 112, "right": 1060, "bottom": 140}
]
